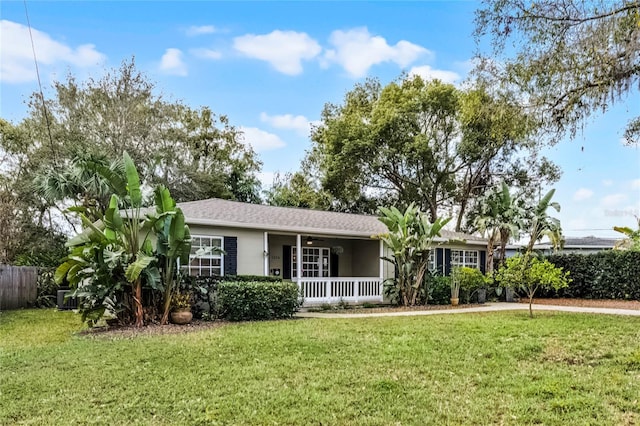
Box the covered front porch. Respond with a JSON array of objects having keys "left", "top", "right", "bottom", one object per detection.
[{"left": 262, "top": 232, "right": 386, "bottom": 305}]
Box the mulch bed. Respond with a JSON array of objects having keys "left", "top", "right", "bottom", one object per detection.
[{"left": 78, "top": 319, "right": 228, "bottom": 339}]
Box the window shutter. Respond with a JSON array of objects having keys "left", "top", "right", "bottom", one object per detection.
[
  {"left": 444, "top": 248, "right": 452, "bottom": 276},
  {"left": 223, "top": 236, "right": 237, "bottom": 276},
  {"left": 479, "top": 250, "right": 486, "bottom": 274},
  {"left": 436, "top": 248, "right": 444, "bottom": 275}
]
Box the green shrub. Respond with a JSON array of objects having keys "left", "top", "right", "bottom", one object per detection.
[
  {"left": 543, "top": 251, "right": 640, "bottom": 299},
  {"left": 427, "top": 275, "right": 451, "bottom": 305},
  {"left": 181, "top": 275, "right": 284, "bottom": 320},
  {"left": 217, "top": 281, "right": 301, "bottom": 321},
  {"left": 34, "top": 268, "right": 59, "bottom": 308}
]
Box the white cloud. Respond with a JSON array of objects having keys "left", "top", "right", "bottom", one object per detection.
[
  {"left": 409, "top": 65, "right": 460, "bottom": 84},
  {"left": 233, "top": 30, "right": 321, "bottom": 75},
  {"left": 631, "top": 179, "right": 640, "bottom": 190},
  {"left": 323, "top": 27, "right": 429, "bottom": 77},
  {"left": 602, "top": 179, "right": 614, "bottom": 187},
  {"left": 189, "top": 48, "right": 222, "bottom": 60},
  {"left": 259, "top": 112, "right": 319, "bottom": 136},
  {"left": 185, "top": 25, "right": 218, "bottom": 36},
  {"left": 159, "top": 48, "right": 188, "bottom": 76},
  {"left": 601, "top": 193, "right": 628, "bottom": 208},
  {"left": 239, "top": 127, "right": 286, "bottom": 152},
  {"left": 573, "top": 188, "right": 594, "bottom": 201},
  {"left": 0, "top": 20, "right": 106, "bottom": 83}
]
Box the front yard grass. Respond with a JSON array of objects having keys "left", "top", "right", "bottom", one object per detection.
[{"left": 1, "top": 309, "right": 640, "bottom": 425}]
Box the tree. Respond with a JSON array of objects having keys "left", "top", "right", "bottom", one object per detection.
[
  {"left": 3, "top": 59, "right": 262, "bottom": 209},
  {"left": 376, "top": 204, "right": 450, "bottom": 306},
  {"left": 524, "top": 188, "right": 562, "bottom": 254},
  {"left": 34, "top": 152, "right": 124, "bottom": 223},
  {"left": 309, "top": 75, "right": 559, "bottom": 227},
  {"left": 472, "top": 181, "right": 525, "bottom": 273},
  {"left": 264, "top": 171, "right": 332, "bottom": 209},
  {"left": 496, "top": 255, "right": 570, "bottom": 317},
  {"left": 475, "top": 0, "right": 640, "bottom": 145}
]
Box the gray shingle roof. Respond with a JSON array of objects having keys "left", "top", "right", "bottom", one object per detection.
[
  {"left": 177, "top": 198, "right": 485, "bottom": 243},
  {"left": 534, "top": 236, "right": 619, "bottom": 249},
  {"left": 562, "top": 236, "right": 619, "bottom": 248}
]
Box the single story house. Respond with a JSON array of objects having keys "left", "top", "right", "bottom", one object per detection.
[{"left": 177, "top": 198, "right": 487, "bottom": 305}]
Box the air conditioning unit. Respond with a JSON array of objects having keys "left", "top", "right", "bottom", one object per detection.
[{"left": 57, "top": 289, "right": 78, "bottom": 310}]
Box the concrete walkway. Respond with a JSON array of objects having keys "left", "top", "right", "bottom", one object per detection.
[{"left": 296, "top": 302, "right": 640, "bottom": 319}]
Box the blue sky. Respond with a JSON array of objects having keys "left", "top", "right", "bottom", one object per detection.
[{"left": 1, "top": 1, "right": 638, "bottom": 238}]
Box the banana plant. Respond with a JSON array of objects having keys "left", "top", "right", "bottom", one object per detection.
[
  {"left": 614, "top": 217, "right": 640, "bottom": 251},
  {"left": 376, "top": 203, "right": 450, "bottom": 306},
  {"left": 153, "top": 185, "right": 192, "bottom": 324},
  {"left": 57, "top": 152, "right": 166, "bottom": 327}
]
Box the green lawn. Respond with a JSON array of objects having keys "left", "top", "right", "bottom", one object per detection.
[{"left": 1, "top": 310, "right": 640, "bottom": 425}]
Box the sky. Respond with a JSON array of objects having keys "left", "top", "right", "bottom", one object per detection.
[{"left": 1, "top": 1, "right": 639, "bottom": 239}]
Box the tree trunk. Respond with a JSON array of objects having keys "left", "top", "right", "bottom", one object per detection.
[
  {"left": 528, "top": 293, "right": 534, "bottom": 318},
  {"left": 160, "top": 261, "right": 174, "bottom": 325},
  {"left": 133, "top": 278, "right": 144, "bottom": 327}
]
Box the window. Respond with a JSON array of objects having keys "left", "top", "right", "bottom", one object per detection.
[
  {"left": 450, "top": 249, "right": 479, "bottom": 269},
  {"left": 187, "top": 236, "right": 224, "bottom": 277},
  {"left": 292, "top": 247, "right": 330, "bottom": 278},
  {"left": 428, "top": 249, "right": 436, "bottom": 271}
]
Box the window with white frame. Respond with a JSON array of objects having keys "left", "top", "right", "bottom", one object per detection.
[
  {"left": 450, "top": 249, "right": 479, "bottom": 269},
  {"left": 428, "top": 249, "right": 437, "bottom": 271},
  {"left": 292, "top": 247, "right": 330, "bottom": 278},
  {"left": 187, "top": 236, "right": 224, "bottom": 277}
]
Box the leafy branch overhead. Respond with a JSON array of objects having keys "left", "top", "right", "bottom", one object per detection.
[{"left": 475, "top": 0, "right": 640, "bottom": 145}]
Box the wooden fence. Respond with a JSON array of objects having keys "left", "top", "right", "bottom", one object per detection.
[{"left": 0, "top": 265, "right": 38, "bottom": 310}]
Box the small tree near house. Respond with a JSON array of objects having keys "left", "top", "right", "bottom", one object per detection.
[{"left": 496, "top": 255, "right": 570, "bottom": 318}]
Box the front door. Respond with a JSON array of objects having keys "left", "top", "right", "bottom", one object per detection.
[{"left": 292, "top": 247, "right": 330, "bottom": 278}]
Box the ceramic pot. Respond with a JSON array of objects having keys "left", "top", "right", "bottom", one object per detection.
[{"left": 170, "top": 309, "right": 193, "bottom": 325}]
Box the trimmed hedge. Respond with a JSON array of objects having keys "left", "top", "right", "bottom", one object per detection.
[
  {"left": 181, "top": 275, "right": 284, "bottom": 320},
  {"left": 542, "top": 251, "right": 640, "bottom": 299},
  {"left": 217, "top": 281, "right": 301, "bottom": 321}
]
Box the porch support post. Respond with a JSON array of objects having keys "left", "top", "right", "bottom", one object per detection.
[
  {"left": 296, "top": 233, "right": 302, "bottom": 280},
  {"left": 379, "top": 239, "right": 384, "bottom": 301},
  {"left": 263, "top": 232, "right": 269, "bottom": 276}
]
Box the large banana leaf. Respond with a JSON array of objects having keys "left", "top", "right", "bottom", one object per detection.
[
  {"left": 104, "top": 194, "right": 123, "bottom": 241},
  {"left": 123, "top": 151, "right": 142, "bottom": 208},
  {"left": 125, "top": 253, "right": 156, "bottom": 282},
  {"left": 154, "top": 185, "right": 175, "bottom": 214}
]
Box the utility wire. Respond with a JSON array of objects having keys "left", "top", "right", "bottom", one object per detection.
[{"left": 23, "top": 0, "right": 57, "bottom": 165}]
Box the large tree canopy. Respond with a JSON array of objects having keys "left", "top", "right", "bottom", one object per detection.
[
  {"left": 475, "top": 0, "right": 640, "bottom": 145},
  {"left": 0, "top": 59, "right": 262, "bottom": 264},
  {"left": 308, "top": 75, "right": 560, "bottom": 231},
  {"left": 6, "top": 59, "right": 261, "bottom": 205}
]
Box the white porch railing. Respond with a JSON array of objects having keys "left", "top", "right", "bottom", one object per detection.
[{"left": 295, "top": 277, "right": 383, "bottom": 305}]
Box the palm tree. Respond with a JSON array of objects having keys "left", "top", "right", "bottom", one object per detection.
[
  {"left": 524, "top": 188, "right": 561, "bottom": 254},
  {"left": 34, "top": 152, "right": 124, "bottom": 222},
  {"left": 473, "top": 182, "right": 525, "bottom": 274}
]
